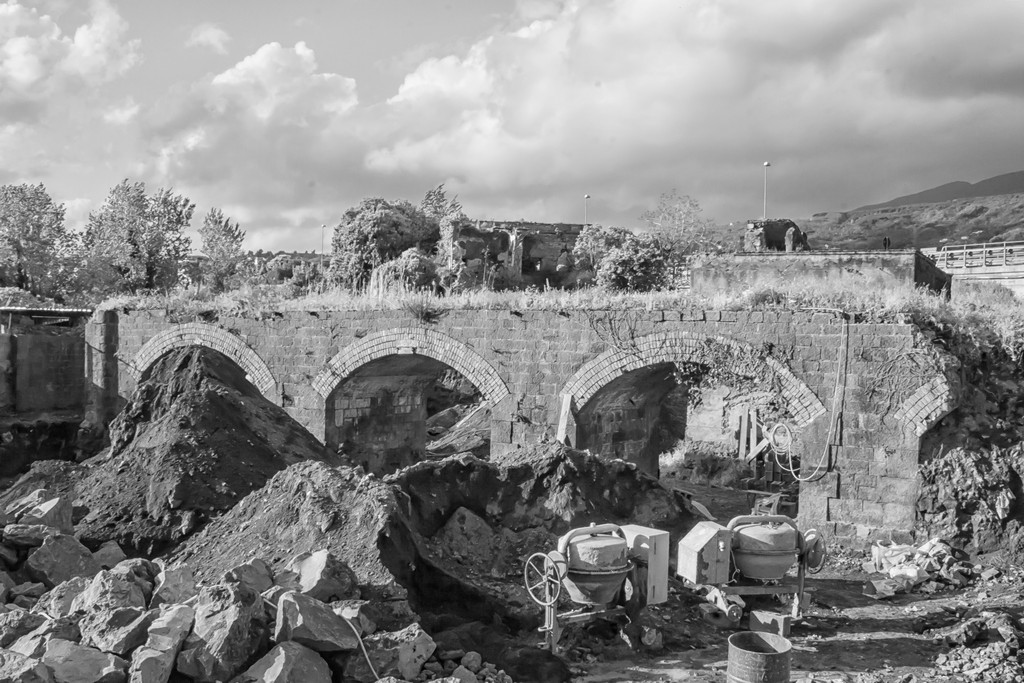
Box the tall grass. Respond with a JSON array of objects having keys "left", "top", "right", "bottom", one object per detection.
[{"left": 97, "top": 273, "right": 1024, "bottom": 362}]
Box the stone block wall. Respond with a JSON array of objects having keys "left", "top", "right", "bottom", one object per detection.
[
  {"left": 86, "top": 306, "right": 957, "bottom": 545},
  {"left": 690, "top": 250, "right": 951, "bottom": 295}
]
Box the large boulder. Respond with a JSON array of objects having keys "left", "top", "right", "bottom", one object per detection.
[
  {"left": 345, "top": 623, "right": 435, "bottom": 682},
  {"left": 175, "top": 582, "right": 268, "bottom": 682},
  {"left": 6, "top": 490, "right": 54, "bottom": 521},
  {"left": 70, "top": 571, "right": 147, "bottom": 615},
  {"left": 0, "top": 610, "right": 48, "bottom": 647},
  {"left": 92, "top": 542, "right": 127, "bottom": 570},
  {"left": 42, "top": 638, "right": 128, "bottom": 683},
  {"left": 33, "top": 577, "right": 92, "bottom": 619},
  {"left": 0, "top": 649, "right": 54, "bottom": 683},
  {"left": 79, "top": 607, "right": 155, "bottom": 656},
  {"left": 279, "top": 550, "right": 358, "bottom": 602},
  {"left": 150, "top": 564, "right": 196, "bottom": 607},
  {"left": 9, "top": 616, "right": 81, "bottom": 658},
  {"left": 26, "top": 535, "right": 101, "bottom": 588},
  {"left": 224, "top": 558, "right": 274, "bottom": 595},
  {"left": 127, "top": 604, "right": 193, "bottom": 683},
  {"left": 107, "top": 561, "right": 158, "bottom": 607},
  {"left": 19, "top": 497, "right": 73, "bottom": 534},
  {"left": 230, "top": 641, "right": 331, "bottom": 683},
  {"left": 3, "top": 525, "right": 59, "bottom": 548},
  {"left": 273, "top": 591, "right": 359, "bottom": 653}
]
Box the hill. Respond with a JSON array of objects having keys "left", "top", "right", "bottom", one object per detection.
[
  {"left": 854, "top": 170, "right": 1024, "bottom": 212},
  {"left": 800, "top": 192, "right": 1024, "bottom": 251}
]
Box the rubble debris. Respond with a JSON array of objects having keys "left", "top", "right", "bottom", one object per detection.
[
  {"left": 127, "top": 603, "right": 194, "bottom": 683},
  {"left": 272, "top": 590, "right": 360, "bottom": 652},
  {"left": 232, "top": 641, "right": 331, "bottom": 683},
  {"left": 0, "top": 648, "right": 54, "bottom": 683},
  {"left": 862, "top": 537, "right": 978, "bottom": 597},
  {"left": 175, "top": 582, "right": 268, "bottom": 681},
  {"left": 25, "top": 534, "right": 101, "bottom": 588},
  {"left": 42, "top": 638, "right": 128, "bottom": 683},
  {"left": 918, "top": 444, "right": 1024, "bottom": 556},
  {"left": 933, "top": 609, "right": 1024, "bottom": 681}
]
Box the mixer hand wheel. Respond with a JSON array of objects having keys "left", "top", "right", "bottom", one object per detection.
[{"left": 524, "top": 552, "right": 563, "bottom": 606}]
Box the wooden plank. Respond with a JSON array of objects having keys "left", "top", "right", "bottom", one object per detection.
[{"left": 738, "top": 411, "right": 749, "bottom": 460}]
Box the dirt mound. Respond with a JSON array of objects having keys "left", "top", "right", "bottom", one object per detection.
[
  {"left": 173, "top": 460, "right": 409, "bottom": 597},
  {"left": 70, "top": 346, "right": 337, "bottom": 555},
  {"left": 174, "top": 443, "right": 701, "bottom": 627}
]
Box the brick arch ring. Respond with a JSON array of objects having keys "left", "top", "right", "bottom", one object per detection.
[
  {"left": 557, "top": 331, "right": 826, "bottom": 442},
  {"left": 128, "top": 322, "right": 278, "bottom": 401},
  {"left": 893, "top": 376, "right": 957, "bottom": 437},
  {"left": 312, "top": 327, "right": 511, "bottom": 404}
]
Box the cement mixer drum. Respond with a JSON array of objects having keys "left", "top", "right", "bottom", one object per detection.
[{"left": 731, "top": 521, "right": 799, "bottom": 580}]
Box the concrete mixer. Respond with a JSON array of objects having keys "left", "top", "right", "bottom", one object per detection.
[
  {"left": 676, "top": 515, "right": 825, "bottom": 628},
  {"left": 524, "top": 523, "right": 669, "bottom": 653}
]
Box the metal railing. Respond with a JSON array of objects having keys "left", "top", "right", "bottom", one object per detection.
[{"left": 930, "top": 241, "right": 1024, "bottom": 271}]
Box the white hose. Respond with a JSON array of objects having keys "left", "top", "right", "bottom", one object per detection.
[
  {"left": 764, "top": 309, "right": 848, "bottom": 483},
  {"left": 343, "top": 616, "right": 380, "bottom": 682}
]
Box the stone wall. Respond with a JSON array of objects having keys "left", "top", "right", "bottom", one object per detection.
[
  {"left": 0, "top": 332, "right": 85, "bottom": 415},
  {"left": 86, "top": 306, "right": 959, "bottom": 545},
  {"left": 690, "top": 250, "right": 952, "bottom": 295}
]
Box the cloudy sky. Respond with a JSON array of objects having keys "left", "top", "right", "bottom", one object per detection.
[{"left": 2, "top": 0, "right": 1022, "bottom": 251}]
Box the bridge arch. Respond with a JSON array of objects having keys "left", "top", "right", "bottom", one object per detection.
[
  {"left": 129, "top": 323, "right": 278, "bottom": 401},
  {"left": 557, "top": 331, "right": 826, "bottom": 474},
  {"left": 313, "top": 328, "right": 510, "bottom": 474}
]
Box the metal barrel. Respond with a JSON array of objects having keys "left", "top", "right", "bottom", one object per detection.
[{"left": 726, "top": 631, "right": 791, "bottom": 683}]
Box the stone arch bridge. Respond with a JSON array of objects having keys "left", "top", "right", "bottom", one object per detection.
[{"left": 85, "top": 307, "right": 957, "bottom": 544}]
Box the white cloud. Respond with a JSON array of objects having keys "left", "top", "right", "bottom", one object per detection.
[
  {"left": 186, "top": 22, "right": 231, "bottom": 55},
  {"left": 0, "top": 0, "right": 139, "bottom": 122},
  {"left": 138, "top": 0, "right": 1024, "bottom": 250},
  {"left": 103, "top": 97, "right": 139, "bottom": 125}
]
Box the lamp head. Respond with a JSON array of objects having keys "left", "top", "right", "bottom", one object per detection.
[{"left": 763, "top": 161, "right": 771, "bottom": 167}]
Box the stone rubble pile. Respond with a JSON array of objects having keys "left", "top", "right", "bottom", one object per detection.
[
  {"left": 932, "top": 609, "right": 1024, "bottom": 682},
  {"left": 861, "top": 537, "right": 992, "bottom": 598},
  {"left": 0, "top": 489, "right": 518, "bottom": 683}
]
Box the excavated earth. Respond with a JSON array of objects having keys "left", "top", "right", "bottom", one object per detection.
[
  {"left": 8, "top": 343, "right": 1024, "bottom": 681},
  {"left": 1, "top": 346, "right": 341, "bottom": 555}
]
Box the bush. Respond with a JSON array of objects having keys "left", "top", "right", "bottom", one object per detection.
[
  {"left": 329, "top": 198, "right": 439, "bottom": 289},
  {"left": 596, "top": 233, "right": 669, "bottom": 292}
]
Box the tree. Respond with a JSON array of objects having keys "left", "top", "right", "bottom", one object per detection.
[
  {"left": 83, "top": 180, "right": 195, "bottom": 293},
  {"left": 597, "top": 233, "right": 669, "bottom": 292},
  {"left": 421, "top": 183, "right": 470, "bottom": 272},
  {"left": 198, "top": 207, "right": 245, "bottom": 292},
  {"left": 572, "top": 224, "right": 632, "bottom": 273},
  {"left": 0, "top": 183, "right": 74, "bottom": 297},
  {"left": 329, "top": 198, "right": 439, "bottom": 289},
  {"left": 639, "top": 190, "right": 714, "bottom": 256}
]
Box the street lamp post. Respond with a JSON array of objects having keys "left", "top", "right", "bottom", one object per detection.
[
  {"left": 320, "top": 224, "right": 325, "bottom": 274},
  {"left": 584, "top": 194, "right": 590, "bottom": 226},
  {"left": 763, "top": 161, "right": 771, "bottom": 220}
]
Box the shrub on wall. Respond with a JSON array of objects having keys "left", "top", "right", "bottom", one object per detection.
[
  {"left": 596, "top": 233, "right": 669, "bottom": 292},
  {"left": 329, "top": 198, "right": 439, "bottom": 290}
]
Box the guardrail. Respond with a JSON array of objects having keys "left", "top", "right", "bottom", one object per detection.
[{"left": 929, "top": 241, "right": 1024, "bottom": 270}]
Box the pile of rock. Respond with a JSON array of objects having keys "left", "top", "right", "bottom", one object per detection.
[
  {"left": 933, "top": 609, "right": 1024, "bottom": 682},
  {"left": 0, "top": 488, "right": 517, "bottom": 683}
]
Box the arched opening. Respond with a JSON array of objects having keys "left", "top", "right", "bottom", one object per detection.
[
  {"left": 129, "top": 322, "right": 277, "bottom": 403},
  {"left": 324, "top": 354, "right": 483, "bottom": 475},
  {"left": 562, "top": 332, "right": 826, "bottom": 481},
  {"left": 575, "top": 363, "right": 680, "bottom": 473}
]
